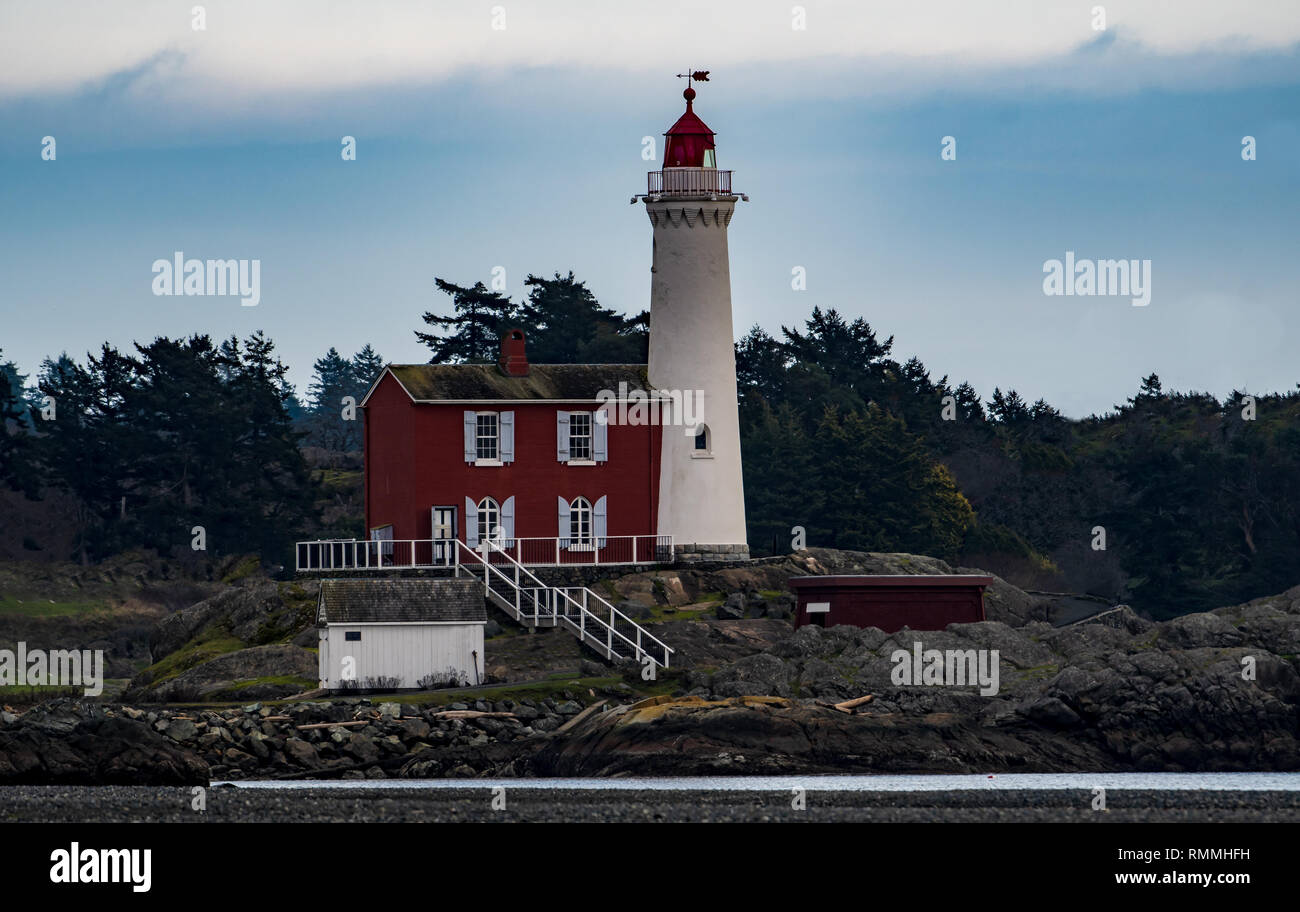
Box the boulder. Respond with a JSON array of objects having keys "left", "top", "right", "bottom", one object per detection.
[{"left": 0, "top": 700, "right": 208, "bottom": 785}]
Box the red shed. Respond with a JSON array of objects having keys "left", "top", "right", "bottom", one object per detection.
[{"left": 789, "top": 575, "right": 993, "bottom": 632}]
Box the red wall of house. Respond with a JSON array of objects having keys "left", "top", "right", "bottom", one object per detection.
[
  {"left": 790, "top": 577, "right": 990, "bottom": 633},
  {"left": 364, "top": 373, "right": 662, "bottom": 543}
]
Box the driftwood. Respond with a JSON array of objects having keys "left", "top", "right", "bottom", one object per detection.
[
  {"left": 817, "top": 694, "right": 875, "bottom": 714},
  {"left": 428, "top": 710, "right": 516, "bottom": 720},
  {"left": 295, "top": 719, "right": 370, "bottom": 731},
  {"left": 552, "top": 700, "right": 607, "bottom": 735}
]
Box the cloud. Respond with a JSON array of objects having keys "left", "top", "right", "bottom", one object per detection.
[{"left": 2, "top": 0, "right": 1297, "bottom": 103}]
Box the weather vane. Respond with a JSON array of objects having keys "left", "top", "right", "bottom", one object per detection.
[{"left": 676, "top": 69, "right": 710, "bottom": 88}]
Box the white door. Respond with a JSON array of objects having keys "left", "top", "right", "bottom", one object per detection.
[
  {"left": 370, "top": 524, "right": 393, "bottom": 566},
  {"left": 431, "top": 507, "right": 456, "bottom": 564}
]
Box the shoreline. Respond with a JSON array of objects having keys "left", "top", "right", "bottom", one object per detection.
[{"left": 4, "top": 784, "right": 1300, "bottom": 823}]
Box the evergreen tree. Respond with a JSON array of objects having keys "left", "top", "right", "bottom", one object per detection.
[
  {"left": 516, "top": 272, "right": 646, "bottom": 363},
  {"left": 222, "top": 331, "right": 318, "bottom": 562},
  {"left": 416, "top": 278, "right": 516, "bottom": 363},
  {"left": 741, "top": 402, "right": 814, "bottom": 554},
  {"left": 305, "top": 347, "right": 358, "bottom": 451},
  {"left": 0, "top": 350, "right": 33, "bottom": 494},
  {"left": 351, "top": 344, "right": 386, "bottom": 390}
]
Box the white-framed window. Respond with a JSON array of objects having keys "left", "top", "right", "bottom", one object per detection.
[
  {"left": 476, "top": 412, "right": 499, "bottom": 461},
  {"left": 478, "top": 496, "right": 500, "bottom": 544},
  {"left": 692, "top": 424, "right": 711, "bottom": 456},
  {"left": 569, "top": 411, "right": 593, "bottom": 461},
  {"left": 569, "top": 496, "right": 592, "bottom": 545}
]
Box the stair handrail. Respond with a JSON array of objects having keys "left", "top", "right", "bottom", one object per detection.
[
  {"left": 459, "top": 539, "right": 559, "bottom": 624},
  {"left": 455, "top": 539, "right": 555, "bottom": 624},
  {"left": 460, "top": 538, "right": 672, "bottom": 669},
  {"left": 551, "top": 587, "right": 648, "bottom": 662},
  {"left": 578, "top": 586, "right": 674, "bottom": 665}
]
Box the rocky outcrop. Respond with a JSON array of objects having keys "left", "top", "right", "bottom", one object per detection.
[
  {"left": 124, "top": 579, "right": 320, "bottom": 701},
  {"left": 140, "top": 645, "right": 318, "bottom": 702},
  {"left": 0, "top": 700, "right": 209, "bottom": 784},
  {"left": 525, "top": 587, "right": 1300, "bottom": 776},
  {"left": 529, "top": 695, "right": 1115, "bottom": 776},
  {"left": 605, "top": 548, "right": 1050, "bottom": 627},
  {"left": 147, "top": 579, "right": 318, "bottom": 662},
  {"left": 0, "top": 693, "right": 616, "bottom": 781}
]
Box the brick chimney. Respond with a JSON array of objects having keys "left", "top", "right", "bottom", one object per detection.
[{"left": 499, "top": 328, "right": 529, "bottom": 377}]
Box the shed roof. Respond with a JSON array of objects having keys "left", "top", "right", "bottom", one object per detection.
[
  {"left": 318, "top": 578, "right": 487, "bottom": 624},
  {"left": 789, "top": 575, "right": 994, "bottom": 589},
  {"left": 372, "top": 363, "right": 650, "bottom": 404}
]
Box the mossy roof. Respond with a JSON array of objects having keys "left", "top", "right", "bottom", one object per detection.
[
  {"left": 318, "top": 579, "right": 487, "bottom": 624},
  {"left": 384, "top": 363, "right": 650, "bottom": 402}
]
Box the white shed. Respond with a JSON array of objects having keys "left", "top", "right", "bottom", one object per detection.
[{"left": 317, "top": 578, "right": 486, "bottom": 691}]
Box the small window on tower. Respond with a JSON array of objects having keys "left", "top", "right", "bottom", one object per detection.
[
  {"left": 703, "top": 149, "right": 716, "bottom": 168},
  {"left": 694, "top": 425, "right": 709, "bottom": 451}
]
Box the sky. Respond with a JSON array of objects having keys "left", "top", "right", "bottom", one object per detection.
[{"left": 1, "top": 1, "right": 1297, "bottom": 417}]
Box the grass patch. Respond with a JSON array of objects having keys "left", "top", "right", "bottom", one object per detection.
[
  {"left": 1015, "top": 663, "right": 1060, "bottom": 681},
  {"left": 224, "top": 675, "right": 317, "bottom": 691},
  {"left": 0, "top": 685, "right": 85, "bottom": 702},
  {"left": 638, "top": 602, "right": 707, "bottom": 623},
  {"left": 204, "top": 675, "right": 318, "bottom": 701},
  {"left": 139, "top": 629, "right": 246, "bottom": 687},
  {"left": 0, "top": 597, "right": 106, "bottom": 618},
  {"left": 221, "top": 556, "right": 262, "bottom": 585}
]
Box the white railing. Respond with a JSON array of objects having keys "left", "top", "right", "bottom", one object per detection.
[
  {"left": 296, "top": 535, "right": 673, "bottom": 572},
  {"left": 456, "top": 540, "right": 674, "bottom": 669}
]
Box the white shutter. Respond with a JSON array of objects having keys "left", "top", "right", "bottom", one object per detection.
[
  {"left": 594, "top": 495, "right": 607, "bottom": 547},
  {"left": 556, "top": 410, "right": 570, "bottom": 462},
  {"left": 593, "top": 410, "right": 608, "bottom": 462},
  {"left": 463, "top": 411, "right": 477, "bottom": 463},
  {"left": 557, "top": 495, "right": 570, "bottom": 545},
  {"left": 464, "top": 496, "right": 478, "bottom": 547},
  {"left": 500, "top": 411, "right": 515, "bottom": 463},
  {"left": 502, "top": 495, "right": 515, "bottom": 547}
]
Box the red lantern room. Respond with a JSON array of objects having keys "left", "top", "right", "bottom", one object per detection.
[{"left": 663, "top": 87, "right": 716, "bottom": 168}]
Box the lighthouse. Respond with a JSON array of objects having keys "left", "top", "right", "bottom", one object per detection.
[{"left": 639, "top": 80, "right": 749, "bottom": 560}]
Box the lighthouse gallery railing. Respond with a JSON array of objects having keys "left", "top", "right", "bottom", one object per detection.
[{"left": 647, "top": 168, "right": 732, "bottom": 195}]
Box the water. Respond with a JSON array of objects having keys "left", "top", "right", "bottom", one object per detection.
[{"left": 216, "top": 772, "right": 1300, "bottom": 791}]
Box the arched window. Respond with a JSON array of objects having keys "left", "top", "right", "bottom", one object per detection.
[
  {"left": 478, "top": 497, "right": 500, "bottom": 544},
  {"left": 694, "top": 424, "right": 710, "bottom": 452},
  {"left": 569, "top": 496, "right": 592, "bottom": 544}
]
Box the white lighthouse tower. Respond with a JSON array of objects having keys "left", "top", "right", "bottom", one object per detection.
[{"left": 638, "top": 79, "right": 749, "bottom": 560}]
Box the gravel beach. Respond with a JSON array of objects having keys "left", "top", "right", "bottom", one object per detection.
[{"left": 4, "top": 785, "right": 1299, "bottom": 823}]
